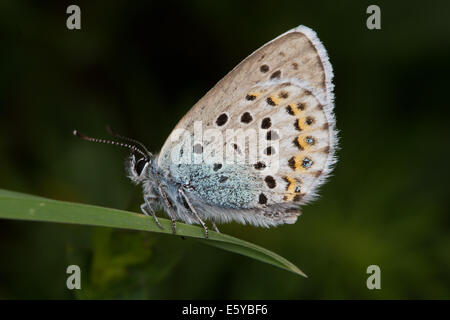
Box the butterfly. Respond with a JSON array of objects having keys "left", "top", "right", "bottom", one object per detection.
[{"left": 74, "top": 25, "right": 337, "bottom": 238}]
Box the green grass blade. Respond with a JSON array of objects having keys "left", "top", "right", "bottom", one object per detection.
[{"left": 0, "top": 189, "right": 306, "bottom": 277}]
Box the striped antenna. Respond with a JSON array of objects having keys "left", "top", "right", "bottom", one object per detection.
[
  {"left": 106, "top": 125, "right": 152, "bottom": 158},
  {"left": 73, "top": 129, "right": 148, "bottom": 159}
]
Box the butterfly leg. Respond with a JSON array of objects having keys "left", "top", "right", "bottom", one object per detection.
[
  {"left": 140, "top": 202, "right": 163, "bottom": 230},
  {"left": 158, "top": 185, "right": 178, "bottom": 235},
  {"left": 178, "top": 188, "right": 208, "bottom": 239},
  {"left": 211, "top": 220, "right": 220, "bottom": 233}
]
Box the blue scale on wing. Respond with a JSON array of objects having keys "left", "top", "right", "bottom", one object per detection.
[{"left": 170, "top": 163, "right": 259, "bottom": 209}]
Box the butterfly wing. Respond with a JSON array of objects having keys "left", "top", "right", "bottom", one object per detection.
[{"left": 157, "top": 25, "right": 337, "bottom": 226}]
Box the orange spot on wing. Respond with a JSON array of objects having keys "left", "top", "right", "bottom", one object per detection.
[
  {"left": 283, "top": 175, "right": 302, "bottom": 201},
  {"left": 267, "top": 95, "right": 280, "bottom": 106},
  {"left": 296, "top": 136, "right": 310, "bottom": 150},
  {"left": 291, "top": 155, "right": 313, "bottom": 172},
  {"left": 288, "top": 104, "right": 301, "bottom": 116}
]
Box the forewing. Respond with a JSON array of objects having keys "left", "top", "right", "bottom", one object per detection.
[{"left": 157, "top": 25, "right": 336, "bottom": 226}]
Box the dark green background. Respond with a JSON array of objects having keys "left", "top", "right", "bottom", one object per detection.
[{"left": 1, "top": 0, "right": 449, "bottom": 299}]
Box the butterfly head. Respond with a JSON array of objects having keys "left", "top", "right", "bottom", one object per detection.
[
  {"left": 126, "top": 152, "right": 154, "bottom": 184},
  {"left": 73, "top": 126, "right": 154, "bottom": 185}
]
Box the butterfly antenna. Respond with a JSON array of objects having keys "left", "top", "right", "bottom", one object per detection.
[
  {"left": 73, "top": 129, "right": 148, "bottom": 159},
  {"left": 106, "top": 125, "right": 152, "bottom": 158}
]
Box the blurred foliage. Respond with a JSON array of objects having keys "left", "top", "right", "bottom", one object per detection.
[
  {"left": 0, "top": 189, "right": 306, "bottom": 278},
  {"left": 77, "top": 228, "right": 183, "bottom": 299},
  {"left": 0, "top": 0, "right": 449, "bottom": 299}
]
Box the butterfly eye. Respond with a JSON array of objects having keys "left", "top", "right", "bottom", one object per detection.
[{"left": 135, "top": 158, "right": 148, "bottom": 176}]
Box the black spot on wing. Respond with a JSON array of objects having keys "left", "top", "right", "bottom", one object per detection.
[
  {"left": 260, "top": 64, "right": 269, "bottom": 73},
  {"left": 270, "top": 70, "right": 281, "bottom": 79},
  {"left": 254, "top": 162, "right": 266, "bottom": 170},
  {"left": 259, "top": 193, "right": 268, "bottom": 205},
  {"left": 261, "top": 117, "right": 271, "bottom": 129},
  {"left": 241, "top": 112, "right": 253, "bottom": 123},
  {"left": 264, "top": 176, "right": 276, "bottom": 189},
  {"left": 216, "top": 113, "right": 228, "bottom": 126}
]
